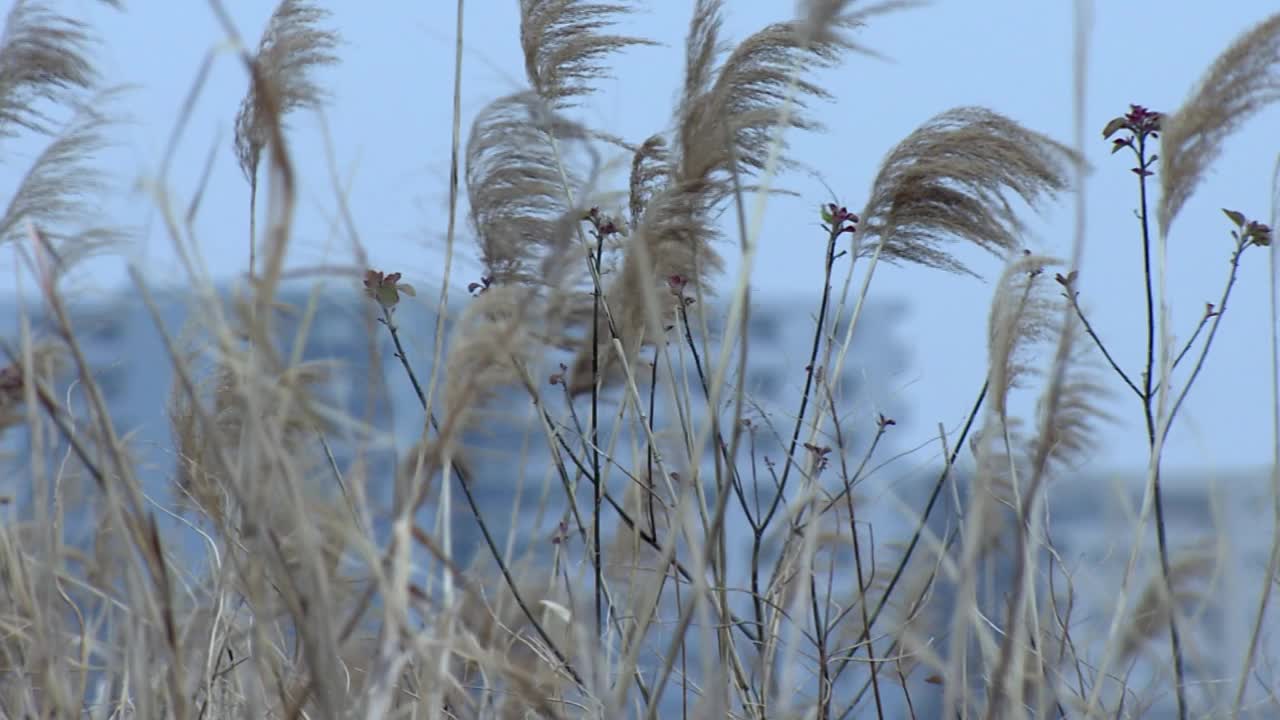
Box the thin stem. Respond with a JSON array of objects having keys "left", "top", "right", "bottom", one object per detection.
[
  {"left": 1134, "top": 131, "right": 1187, "bottom": 720},
  {"left": 675, "top": 300, "right": 751, "bottom": 526},
  {"left": 1166, "top": 305, "right": 1215, "bottom": 380},
  {"left": 810, "top": 571, "right": 831, "bottom": 720},
  {"left": 540, "top": 404, "right": 762, "bottom": 643},
  {"left": 590, "top": 226, "right": 604, "bottom": 640},
  {"left": 1161, "top": 239, "right": 1252, "bottom": 442},
  {"left": 376, "top": 305, "right": 583, "bottom": 689},
  {"left": 647, "top": 356, "right": 659, "bottom": 536},
  {"left": 826, "top": 384, "right": 886, "bottom": 720},
  {"left": 774, "top": 220, "right": 843, "bottom": 500},
  {"left": 248, "top": 176, "right": 257, "bottom": 278},
  {"left": 380, "top": 305, "right": 426, "bottom": 409},
  {"left": 1137, "top": 137, "right": 1157, "bottom": 410},
  {"left": 829, "top": 379, "right": 987, "bottom": 687},
  {"left": 1069, "top": 292, "right": 1143, "bottom": 398}
]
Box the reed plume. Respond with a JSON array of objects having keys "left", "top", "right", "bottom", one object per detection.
[
  {"left": 797, "top": 0, "right": 924, "bottom": 46},
  {"left": 465, "top": 92, "right": 596, "bottom": 288},
  {"left": 627, "top": 134, "right": 671, "bottom": 231},
  {"left": 433, "top": 285, "right": 542, "bottom": 468},
  {"left": 233, "top": 0, "right": 339, "bottom": 277},
  {"left": 1030, "top": 323, "right": 1110, "bottom": 476},
  {"left": 233, "top": 0, "right": 339, "bottom": 185},
  {"left": 986, "top": 253, "right": 1063, "bottom": 418},
  {"left": 520, "top": 0, "right": 654, "bottom": 108},
  {"left": 169, "top": 349, "right": 335, "bottom": 525},
  {"left": 0, "top": 100, "right": 120, "bottom": 264},
  {"left": 0, "top": 0, "right": 96, "bottom": 140},
  {"left": 568, "top": 0, "right": 903, "bottom": 392},
  {"left": 859, "top": 107, "right": 1075, "bottom": 277},
  {"left": 675, "top": 0, "right": 870, "bottom": 184},
  {"left": 975, "top": 253, "right": 1110, "bottom": 542},
  {"left": 0, "top": 2, "right": 121, "bottom": 267},
  {"left": 1158, "top": 13, "right": 1280, "bottom": 237}
]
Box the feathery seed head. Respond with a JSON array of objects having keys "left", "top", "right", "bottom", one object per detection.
[
  {"left": 520, "top": 0, "right": 655, "bottom": 108},
  {"left": 986, "top": 252, "right": 1063, "bottom": 417},
  {"left": 0, "top": 0, "right": 97, "bottom": 140},
  {"left": 1158, "top": 13, "right": 1280, "bottom": 236},
  {"left": 465, "top": 92, "right": 595, "bottom": 288},
  {"left": 233, "top": 0, "right": 339, "bottom": 184},
  {"left": 859, "top": 107, "right": 1075, "bottom": 277}
]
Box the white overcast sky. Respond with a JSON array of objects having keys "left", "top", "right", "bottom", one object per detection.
[{"left": 6, "top": 0, "right": 1280, "bottom": 476}]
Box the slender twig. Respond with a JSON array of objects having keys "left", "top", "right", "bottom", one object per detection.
[
  {"left": 375, "top": 304, "right": 584, "bottom": 689},
  {"left": 676, "top": 299, "right": 749, "bottom": 503},
  {"left": 540, "top": 403, "right": 763, "bottom": 643},
  {"left": 1166, "top": 304, "right": 1216, "bottom": 380},
  {"left": 826, "top": 382, "right": 887, "bottom": 720},
  {"left": 644, "top": 450, "right": 742, "bottom": 720},
  {"left": 647, "top": 354, "right": 659, "bottom": 536},
  {"left": 1161, "top": 237, "right": 1254, "bottom": 442},
  {"left": 1069, "top": 294, "right": 1143, "bottom": 399},
  {"left": 1131, "top": 130, "right": 1187, "bottom": 719},
  {"left": 810, "top": 570, "right": 832, "bottom": 720},
  {"left": 830, "top": 379, "right": 988, "bottom": 687},
  {"left": 772, "top": 217, "right": 845, "bottom": 514},
  {"left": 589, "top": 223, "right": 605, "bottom": 640},
  {"left": 836, "top": 527, "right": 962, "bottom": 720},
  {"left": 379, "top": 304, "right": 427, "bottom": 410}
]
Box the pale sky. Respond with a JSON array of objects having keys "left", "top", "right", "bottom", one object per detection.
[{"left": 5, "top": 0, "right": 1279, "bottom": 477}]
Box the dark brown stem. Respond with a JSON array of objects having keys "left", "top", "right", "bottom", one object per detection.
[
  {"left": 1134, "top": 132, "right": 1187, "bottom": 720},
  {"left": 773, "top": 218, "right": 843, "bottom": 506},
  {"left": 590, "top": 227, "right": 604, "bottom": 639},
  {"left": 1070, "top": 293, "right": 1143, "bottom": 399},
  {"left": 1165, "top": 306, "right": 1216, "bottom": 380}
]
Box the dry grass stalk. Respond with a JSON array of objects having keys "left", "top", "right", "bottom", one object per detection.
[
  {"left": 1158, "top": 13, "right": 1280, "bottom": 236},
  {"left": 168, "top": 342, "right": 334, "bottom": 527}
]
